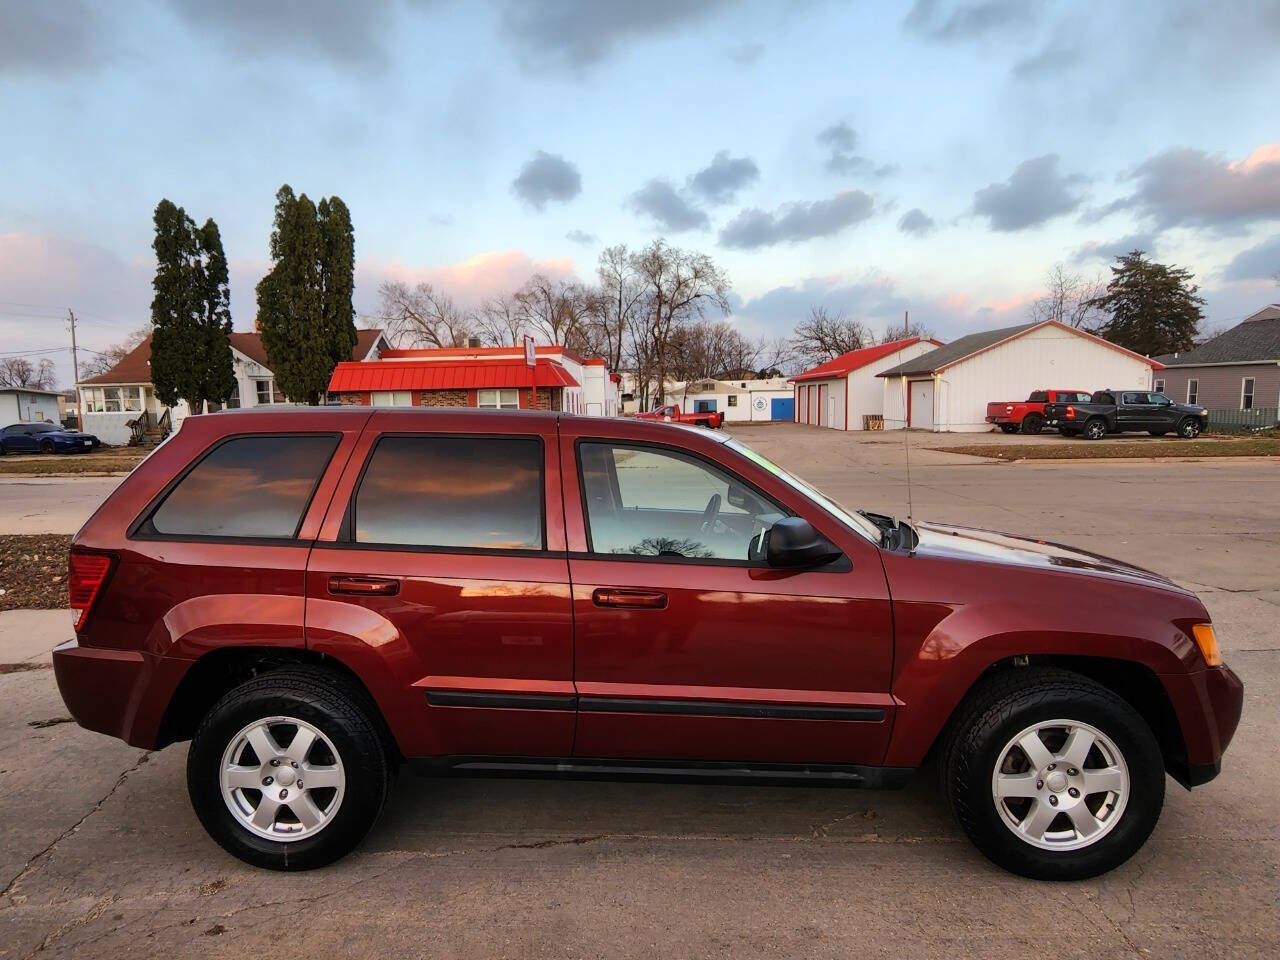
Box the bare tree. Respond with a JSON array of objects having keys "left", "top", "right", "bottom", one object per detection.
[
  {"left": 473, "top": 291, "right": 526, "bottom": 347},
  {"left": 1029, "top": 263, "right": 1106, "bottom": 330},
  {"left": 78, "top": 326, "right": 149, "bottom": 378},
  {"left": 586, "top": 244, "right": 645, "bottom": 372},
  {"left": 629, "top": 240, "right": 731, "bottom": 405},
  {"left": 376, "top": 280, "right": 474, "bottom": 348},
  {"left": 514, "top": 274, "right": 595, "bottom": 347},
  {"left": 877, "top": 314, "right": 935, "bottom": 344},
  {"left": 791, "top": 307, "right": 870, "bottom": 367},
  {"left": 0, "top": 357, "right": 57, "bottom": 389}
]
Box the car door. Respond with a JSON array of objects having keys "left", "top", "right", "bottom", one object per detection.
[
  {"left": 1116, "top": 392, "right": 1154, "bottom": 432},
  {"left": 12, "top": 426, "right": 38, "bottom": 452},
  {"left": 1149, "top": 393, "right": 1181, "bottom": 431},
  {"left": 559, "top": 423, "right": 896, "bottom": 766},
  {"left": 306, "top": 411, "right": 576, "bottom": 760}
]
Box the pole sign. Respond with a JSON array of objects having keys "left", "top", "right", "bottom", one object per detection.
[{"left": 524, "top": 335, "right": 536, "bottom": 367}]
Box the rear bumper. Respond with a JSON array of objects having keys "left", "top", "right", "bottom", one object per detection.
[
  {"left": 1160, "top": 664, "right": 1244, "bottom": 788},
  {"left": 52, "top": 638, "right": 191, "bottom": 748}
]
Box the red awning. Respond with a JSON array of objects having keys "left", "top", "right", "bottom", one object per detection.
[{"left": 327, "top": 359, "right": 579, "bottom": 393}]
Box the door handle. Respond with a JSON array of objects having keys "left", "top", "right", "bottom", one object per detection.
[
  {"left": 592, "top": 588, "right": 667, "bottom": 609},
  {"left": 328, "top": 575, "right": 400, "bottom": 596}
]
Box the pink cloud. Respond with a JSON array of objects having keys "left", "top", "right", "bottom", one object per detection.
[{"left": 357, "top": 250, "right": 577, "bottom": 312}]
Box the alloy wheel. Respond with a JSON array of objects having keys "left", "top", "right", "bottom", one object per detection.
[
  {"left": 991, "top": 719, "right": 1129, "bottom": 852},
  {"left": 219, "top": 716, "right": 346, "bottom": 841}
]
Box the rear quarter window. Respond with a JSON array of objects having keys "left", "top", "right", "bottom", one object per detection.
[{"left": 142, "top": 434, "right": 338, "bottom": 540}]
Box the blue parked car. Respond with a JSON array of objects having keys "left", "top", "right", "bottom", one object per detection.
[{"left": 0, "top": 421, "right": 101, "bottom": 454}]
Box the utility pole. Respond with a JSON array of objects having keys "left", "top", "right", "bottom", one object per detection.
[
  {"left": 904, "top": 310, "right": 910, "bottom": 340},
  {"left": 68, "top": 309, "right": 82, "bottom": 431}
]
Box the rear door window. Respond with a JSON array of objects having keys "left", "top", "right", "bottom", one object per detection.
[
  {"left": 352, "top": 435, "right": 544, "bottom": 551},
  {"left": 145, "top": 435, "right": 338, "bottom": 539}
]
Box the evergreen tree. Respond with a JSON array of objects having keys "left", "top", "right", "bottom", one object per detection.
[
  {"left": 256, "top": 185, "right": 357, "bottom": 404},
  {"left": 1088, "top": 250, "right": 1204, "bottom": 357},
  {"left": 150, "top": 200, "right": 236, "bottom": 411}
]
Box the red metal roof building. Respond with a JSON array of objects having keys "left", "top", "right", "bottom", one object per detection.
[{"left": 791, "top": 336, "right": 945, "bottom": 430}]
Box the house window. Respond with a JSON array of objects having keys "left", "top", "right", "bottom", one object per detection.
[
  {"left": 1241, "top": 377, "right": 1255, "bottom": 410},
  {"left": 121, "top": 386, "right": 142, "bottom": 412},
  {"left": 81, "top": 387, "right": 103, "bottom": 413},
  {"left": 225, "top": 383, "right": 241, "bottom": 409},
  {"left": 477, "top": 388, "right": 519, "bottom": 409},
  {"left": 371, "top": 391, "right": 412, "bottom": 407},
  {"left": 103, "top": 386, "right": 122, "bottom": 412},
  {"left": 255, "top": 380, "right": 274, "bottom": 406},
  {"left": 727, "top": 395, "right": 738, "bottom": 407},
  {"left": 1187, "top": 379, "right": 1198, "bottom": 405},
  {"left": 1153, "top": 379, "right": 1165, "bottom": 393}
]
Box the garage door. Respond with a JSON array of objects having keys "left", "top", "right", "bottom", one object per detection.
[
  {"left": 909, "top": 380, "right": 934, "bottom": 430},
  {"left": 770, "top": 396, "right": 794, "bottom": 421}
]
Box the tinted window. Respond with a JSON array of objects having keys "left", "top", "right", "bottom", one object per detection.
[
  {"left": 579, "top": 442, "right": 785, "bottom": 561},
  {"left": 354, "top": 436, "right": 543, "bottom": 550},
  {"left": 28, "top": 423, "right": 57, "bottom": 433},
  {"left": 148, "top": 435, "right": 336, "bottom": 539}
]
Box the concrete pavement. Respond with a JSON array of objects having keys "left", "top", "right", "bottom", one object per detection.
[
  {"left": 0, "top": 424, "right": 1276, "bottom": 958},
  {"left": 0, "top": 477, "right": 122, "bottom": 536}
]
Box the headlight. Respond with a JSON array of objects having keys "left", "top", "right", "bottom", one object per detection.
[{"left": 1192, "top": 623, "right": 1222, "bottom": 667}]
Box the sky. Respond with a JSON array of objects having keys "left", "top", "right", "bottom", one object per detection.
[{"left": 2, "top": 0, "right": 1279, "bottom": 387}]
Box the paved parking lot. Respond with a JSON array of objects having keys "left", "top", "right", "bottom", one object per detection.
[{"left": 1, "top": 424, "right": 1276, "bottom": 958}]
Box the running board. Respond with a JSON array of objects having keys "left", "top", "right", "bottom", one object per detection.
[{"left": 408, "top": 756, "right": 914, "bottom": 789}]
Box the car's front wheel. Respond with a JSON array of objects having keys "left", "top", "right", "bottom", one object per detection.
[
  {"left": 188, "top": 667, "right": 392, "bottom": 870},
  {"left": 1178, "top": 418, "right": 1202, "bottom": 439},
  {"left": 39, "top": 439, "right": 55, "bottom": 454},
  {"left": 942, "top": 668, "right": 1164, "bottom": 880}
]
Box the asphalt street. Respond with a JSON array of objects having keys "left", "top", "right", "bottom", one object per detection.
[{"left": 1, "top": 425, "right": 1276, "bottom": 959}]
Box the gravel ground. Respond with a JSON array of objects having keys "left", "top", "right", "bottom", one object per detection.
[{"left": 0, "top": 535, "right": 71, "bottom": 610}]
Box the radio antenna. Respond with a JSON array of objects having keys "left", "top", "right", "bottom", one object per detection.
[{"left": 903, "top": 402, "right": 914, "bottom": 522}]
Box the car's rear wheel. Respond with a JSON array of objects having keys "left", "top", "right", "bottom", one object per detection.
[
  {"left": 188, "top": 667, "right": 392, "bottom": 870},
  {"left": 1021, "top": 414, "right": 1044, "bottom": 435},
  {"left": 1084, "top": 419, "right": 1107, "bottom": 440},
  {"left": 1178, "top": 418, "right": 1201, "bottom": 439},
  {"left": 941, "top": 668, "right": 1163, "bottom": 880},
  {"left": 39, "top": 439, "right": 55, "bottom": 454},
  {"left": 999, "top": 424, "right": 1019, "bottom": 434}
]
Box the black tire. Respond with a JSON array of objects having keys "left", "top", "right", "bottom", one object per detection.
[
  {"left": 39, "top": 439, "right": 55, "bottom": 454},
  {"left": 187, "top": 667, "right": 392, "bottom": 871},
  {"left": 1148, "top": 431, "right": 1167, "bottom": 437},
  {"left": 1178, "top": 417, "right": 1201, "bottom": 439},
  {"left": 999, "top": 424, "right": 1019, "bottom": 434},
  {"left": 1084, "top": 418, "right": 1107, "bottom": 440},
  {"left": 1021, "top": 414, "right": 1044, "bottom": 435},
  {"left": 940, "top": 668, "right": 1164, "bottom": 880}
]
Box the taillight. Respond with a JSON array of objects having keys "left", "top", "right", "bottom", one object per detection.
[
  {"left": 68, "top": 552, "right": 112, "bottom": 631},
  {"left": 1065, "top": 405, "right": 1076, "bottom": 419}
]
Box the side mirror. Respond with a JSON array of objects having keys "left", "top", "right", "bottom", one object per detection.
[{"left": 766, "top": 516, "right": 842, "bottom": 568}]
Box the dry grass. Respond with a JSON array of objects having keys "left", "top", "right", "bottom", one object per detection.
[
  {"left": 943, "top": 436, "right": 1280, "bottom": 461},
  {"left": 0, "top": 446, "right": 148, "bottom": 475}
]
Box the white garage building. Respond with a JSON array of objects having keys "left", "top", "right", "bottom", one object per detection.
[
  {"left": 877, "top": 319, "right": 1162, "bottom": 432},
  {"left": 792, "top": 336, "right": 944, "bottom": 430}
]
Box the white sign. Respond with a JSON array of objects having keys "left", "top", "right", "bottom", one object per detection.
[
  {"left": 523, "top": 335, "right": 536, "bottom": 367},
  {"left": 752, "top": 396, "right": 767, "bottom": 411}
]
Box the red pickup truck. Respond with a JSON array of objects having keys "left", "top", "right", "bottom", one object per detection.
[
  {"left": 636, "top": 402, "right": 723, "bottom": 429},
  {"left": 986, "top": 389, "right": 1093, "bottom": 435}
]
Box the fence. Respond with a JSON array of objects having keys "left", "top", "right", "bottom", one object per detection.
[{"left": 1206, "top": 407, "right": 1278, "bottom": 432}]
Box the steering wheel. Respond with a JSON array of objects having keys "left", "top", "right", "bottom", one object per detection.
[{"left": 699, "top": 493, "right": 722, "bottom": 533}]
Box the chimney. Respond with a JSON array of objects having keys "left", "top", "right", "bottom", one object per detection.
[{"left": 467, "top": 337, "right": 482, "bottom": 348}]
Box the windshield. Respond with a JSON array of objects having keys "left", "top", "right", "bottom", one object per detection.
[{"left": 726, "top": 438, "right": 882, "bottom": 544}]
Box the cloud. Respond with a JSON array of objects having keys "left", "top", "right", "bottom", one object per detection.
[
  {"left": 688, "top": 151, "right": 760, "bottom": 204},
  {"left": 1104, "top": 144, "right": 1280, "bottom": 230},
  {"left": 0, "top": 1, "right": 107, "bottom": 75},
  {"left": 725, "top": 41, "right": 765, "bottom": 65},
  {"left": 816, "top": 122, "right": 894, "bottom": 177},
  {"left": 628, "top": 179, "right": 709, "bottom": 231},
  {"left": 358, "top": 250, "right": 576, "bottom": 311},
  {"left": 719, "top": 191, "right": 875, "bottom": 249},
  {"left": 817, "top": 122, "right": 857, "bottom": 155},
  {"left": 511, "top": 151, "right": 582, "bottom": 210},
  {"left": 972, "top": 154, "right": 1085, "bottom": 230},
  {"left": 499, "top": 0, "right": 733, "bottom": 71},
  {"left": 897, "top": 208, "right": 936, "bottom": 236},
  {"left": 903, "top": 0, "right": 1042, "bottom": 42},
  {"left": 565, "top": 229, "right": 599, "bottom": 245},
  {"left": 169, "top": 0, "right": 403, "bottom": 66},
  {"left": 1222, "top": 235, "right": 1280, "bottom": 281},
  {"left": 1071, "top": 233, "right": 1157, "bottom": 264},
  {"left": 1011, "top": 43, "right": 1080, "bottom": 78}
]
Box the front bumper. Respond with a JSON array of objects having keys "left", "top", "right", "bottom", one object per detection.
[
  {"left": 1160, "top": 664, "right": 1244, "bottom": 789},
  {"left": 52, "top": 638, "right": 191, "bottom": 748}
]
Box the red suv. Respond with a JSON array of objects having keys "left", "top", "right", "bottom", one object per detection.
[{"left": 55, "top": 408, "right": 1242, "bottom": 878}]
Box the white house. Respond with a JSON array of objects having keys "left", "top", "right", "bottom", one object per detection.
[
  {"left": 791, "top": 337, "right": 944, "bottom": 430},
  {"left": 0, "top": 387, "right": 65, "bottom": 426},
  {"left": 78, "top": 329, "right": 388, "bottom": 445},
  {"left": 670, "top": 376, "right": 795, "bottom": 422},
  {"left": 877, "top": 320, "right": 1161, "bottom": 432}
]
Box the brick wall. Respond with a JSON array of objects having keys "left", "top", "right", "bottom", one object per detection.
[
  {"left": 521, "top": 388, "right": 560, "bottom": 411},
  {"left": 339, "top": 393, "right": 370, "bottom": 406},
  {"left": 419, "top": 389, "right": 469, "bottom": 407}
]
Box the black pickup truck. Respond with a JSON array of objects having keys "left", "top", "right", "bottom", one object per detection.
[{"left": 1044, "top": 389, "right": 1209, "bottom": 440}]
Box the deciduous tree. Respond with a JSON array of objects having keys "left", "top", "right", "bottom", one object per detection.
[
  {"left": 376, "top": 280, "right": 474, "bottom": 348},
  {"left": 0, "top": 357, "right": 57, "bottom": 389},
  {"left": 791, "top": 307, "right": 870, "bottom": 366}
]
